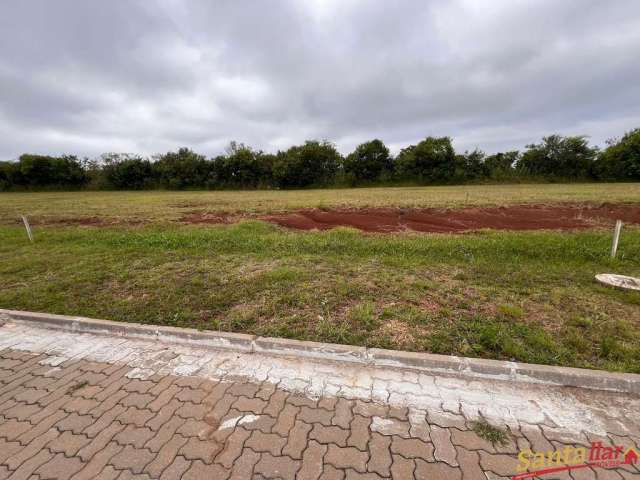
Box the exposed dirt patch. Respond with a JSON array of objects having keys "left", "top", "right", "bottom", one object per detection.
[
  {"left": 262, "top": 204, "right": 640, "bottom": 233},
  {"left": 19, "top": 204, "right": 640, "bottom": 233},
  {"left": 13, "top": 202, "right": 602, "bottom": 233},
  {"left": 179, "top": 203, "right": 640, "bottom": 233},
  {"left": 6, "top": 216, "right": 111, "bottom": 227},
  {"left": 167, "top": 202, "right": 209, "bottom": 208},
  {"left": 22, "top": 216, "right": 145, "bottom": 227},
  {"left": 45, "top": 216, "right": 110, "bottom": 226},
  {"left": 179, "top": 212, "right": 241, "bottom": 225}
]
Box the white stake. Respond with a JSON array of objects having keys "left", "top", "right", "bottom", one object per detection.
[
  {"left": 610, "top": 220, "right": 622, "bottom": 258},
  {"left": 21, "top": 215, "right": 33, "bottom": 243}
]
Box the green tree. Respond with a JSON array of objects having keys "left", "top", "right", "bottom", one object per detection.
[
  {"left": 272, "top": 140, "right": 340, "bottom": 188},
  {"left": 0, "top": 162, "right": 14, "bottom": 190},
  {"left": 154, "top": 148, "right": 210, "bottom": 189},
  {"left": 484, "top": 151, "right": 519, "bottom": 178},
  {"left": 51, "top": 155, "right": 87, "bottom": 186},
  {"left": 454, "top": 149, "right": 486, "bottom": 180},
  {"left": 395, "top": 137, "right": 456, "bottom": 182},
  {"left": 212, "top": 142, "right": 273, "bottom": 188},
  {"left": 17, "top": 154, "right": 55, "bottom": 187},
  {"left": 0, "top": 161, "right": 22, "bottom": 189},
  {"left": 343, "top": 139, "right": 392, "bottom": 183},
  {"left": 16, "top": 154, "right": 87, "bottom": 188},
  {"left": 593, "top": 128, "right": 640, "bottom": 180},
  {"left": 517, "top": 135, "right": 597, "bottom": 178},
  {"left": 102, "top": 153, "right": 155, "bottom": 189}
]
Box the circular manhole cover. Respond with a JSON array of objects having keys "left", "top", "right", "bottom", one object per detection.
[{"left": 595, "top": 273, "right": 640, "bottom": 291}]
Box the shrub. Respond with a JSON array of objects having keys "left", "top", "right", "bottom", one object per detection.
[
  {"left": 3, "top": 127, "right": 639, "bottom": 190},
  {"left": 212, "top": 142, "right": 274, "bottom": 188},
  {"left": 455, "top": 149, "right": 486, "bottom": 181},
  {"left": 153, "top": 148, "right": 209, "bottom": 189},
  {"left": 395, "top": 136, "right": 456, "bottom": 182},
  {"left": 517, "top": 135, "right": 597, "bottom": 178},
  {"left": 102, "top": 153, "right": 155, "bottom": 189},
  {"left": 272, "top": 140, "right": 341, "bottom": 188},
  {"left": 16, "top": 154, "right": 55, "bottom": 187},
  {"left": 343, "top": 139, "right": 393, "bottom": 183},
  {"left": 593, "top": 128, "right": 640, "bottom": 180},
  {"left": 484, "top": 151, "right": 519, "bottom": 179},
  {"left": 12, "top": 154, "right": 87, "bottom": 188},
  {"left": 0, "top": 162, "right": 16, "bottom": 190},
  {"left": 51, "top": 155, "right": 88, "bottom": 187}
]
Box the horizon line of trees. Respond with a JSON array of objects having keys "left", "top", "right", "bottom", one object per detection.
[{"left": 1, "top": 129, "right": 639, "bottom": 191}]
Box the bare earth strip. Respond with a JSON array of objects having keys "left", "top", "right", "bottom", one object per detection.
[
  {"left": 2, "top": 183, "right": 640, "bottom": 225},
  {"left": 183, "top": 203, "right": 640, "bottom": 233},
  {"left": 0, "top": 319, "right": 638, "bottom": 479}
]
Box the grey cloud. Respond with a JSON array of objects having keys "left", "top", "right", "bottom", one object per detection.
[{"left": 1, "top": 0, "right": 639, "bottom": 160}]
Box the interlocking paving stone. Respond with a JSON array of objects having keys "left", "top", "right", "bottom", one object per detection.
[
  {"left": 245, "top": 430, "right": 287, "bottom": 455},
  {"left": 0, "top": 419, "right": 33, "bottom": 441},
  {"left": 282, "top": 420, "right": 313, "bottom": 459},
  {"left": 431, "top": 424, "right": 459, "bottom": 466},
  {"left": 157, "top": 455, "right": 191, "bottom": 480},
  {"left": 36, "top": 453, "right": 85, "bottom": 480},
  {"left": 143, "top": 435, "right": 189, "bottom": 478},
  {"left": 320, "top": 465, "right": 346, "bottom": 479},
  {"left": 272, "top": 403, "right": 298, "bottom": 436},
  {"left": 7, "top": 448, "right": 53, "bottom": 480},
  {"left": 325, "top": 444, "right": 369, "bottom": 472},
  {"left": 113, "top": 425, "right": 155, "bottom": 449},
  {"left": 390, "top": 436, "right": 434, "bottom": 460},
  {"left": 71, "top": 442, "right": 123, "bottom": 480},
  {"left": 3, "top": 427, "right": 58, "bottom": 470},
  {"left": 179, "top": 436, "right": 223, "bottom": 463},
  {"left": 253, "top": 452, "right": 301, "bottom": 480},
  {"left": 263, "top": 389, "right": 288, "bottom": 417},
  {"left": 216, "top": 427, "right": 251, "bottom": 469},
  {"left": 310, "top": 423, "right": 350, "bottom": 446},
  {"left": 182, "top": 459, "right": 229, "bottom": 480},
  {"left": 48, "top": 431, "right": 90, "bottom": 457},
  {"left": 298, "top": 440, "right": 327, "bottom": 480},
  {"left": 415, "top": 458, "right": 462, "bottom": 479},
  {"left": 0, "top": 439, "right": 22, "bottom": 464},
  {"left": 0, "top": 322, "right": 638, "bottom": 480},
  {"left": 367, "top": 432, "right": 392, "bottom": 477},
  {"left": 228, "top": 447, "right": 260, "bottom": 480},
  {"left": 109, "top": 444, "right": 156, "bottom": 474},
  {"left": 77, "top": 421, "right": 125, "bottom": 462}
]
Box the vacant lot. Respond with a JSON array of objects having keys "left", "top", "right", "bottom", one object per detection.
[
  {"left": 1, "top": 184, "right": 639, "bottom": 373},
  {"left": 2, "top": 183, "right": 640, "bottom": 224}
]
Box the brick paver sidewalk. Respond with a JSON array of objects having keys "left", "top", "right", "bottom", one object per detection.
[{"left": 0, "top": 322, "right": 638, "bottom": 479}]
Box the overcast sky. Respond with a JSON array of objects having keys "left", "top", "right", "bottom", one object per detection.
[{"left": 1, "top": 1, "right": 640, "bottom": 160}]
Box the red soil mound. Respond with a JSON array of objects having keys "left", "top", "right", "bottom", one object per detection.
[
  {"left": 265, "top": 204, "right": 640, "bottom": 233},
  {"left": 182, "top": 203, "right": 640, "bottom": 233}
]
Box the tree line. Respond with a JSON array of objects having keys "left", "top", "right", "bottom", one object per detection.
[{"left": 1, "top": 129, "right": 639, "bottom": 191}]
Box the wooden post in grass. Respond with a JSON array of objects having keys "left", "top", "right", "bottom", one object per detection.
[
  {"left": 610, "top": 220, "right": 622, "bottom": 258},
  {"left": 21, "top": 215, "right": 33, "bottom": 243}
]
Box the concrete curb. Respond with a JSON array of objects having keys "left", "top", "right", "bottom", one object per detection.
[{"left": 1, "top": 308, "right": 639, "bottom": 394}]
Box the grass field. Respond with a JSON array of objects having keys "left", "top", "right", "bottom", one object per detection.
[
  {"left": 1, "top": 184, "right": 639, "bottom": 373},
  {"left": 2, "top": 183, "right": 640, "bottom": 224}
]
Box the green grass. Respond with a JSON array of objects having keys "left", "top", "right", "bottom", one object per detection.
[
  {"left": 471, "top": 419, "right": 509, "bottom": 446},
  {"left": 1, "top": 183, "right": 640, "bottom": 224},
  {"left": 1, "top": 219, "right": 639, "bottom": 372}
]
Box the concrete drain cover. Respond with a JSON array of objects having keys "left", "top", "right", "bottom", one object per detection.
[{"left": 595, "top": 273, "right": 640, "bottom": 291}]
